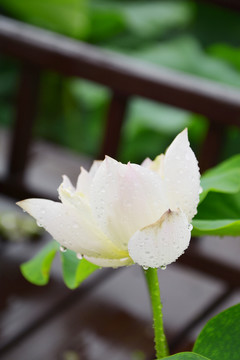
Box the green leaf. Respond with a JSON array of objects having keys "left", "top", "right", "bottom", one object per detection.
[
  {"left": 193, "top": 192, "right": 240, "bottom": 237},
  {"left": 90, "top": 0, "right": 194, "bottom": 40},
  {"left": 0, "top": 0, "right": 89, "bottom": 39},
  {"left": 200, "top": 155, "right": 240, "bottom": 202},
  {"left": 120, "top": 1, "right": 195, "bottom": 39},
  {"left": 128, "top": 98, "right": 191, "bottom": 136},
  {"left": 129, "top": 36, "right": 240, "bottom": 89},
  {"left": 193, "top": 187, "right": 240, "bottom": 237},
  {"left": 60, "top": 249, "right": 99, "bottom": 289},
  {"left": 192, "top": 218, "right": 240, "bottom": 237},
  {"left": 20, "top": 240, "right": 59, "bottom": 285},
  {"left": 160, "top": 352, "right": 210, "bottom": 360},
  {"left": 193, "top": 304, "right": 240, "bottom": 360},
  {"left": 88, "top": 7, "right": 125, "bottom": 43},
  {"left": 208, "top": 44, "right": 240, "bottom": 72},
  {"left": 192, "top": 155, "right": 240, "bottom": 236}
]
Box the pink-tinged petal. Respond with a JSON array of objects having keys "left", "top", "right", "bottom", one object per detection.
[
  {"left": 163, "top": 129, "right": 200, "bottom": 221},
  {"left": 128, "top": 209, "right": 191, "bottom": 268},
  {"left": 90, "top": 156, "right": 169, "bottom": 251},
  {"left": 84, "top": 255, "right": 133, "bottom": 268},
  {"left": 17, "top": 199, "right": 126, "bottom": 259}
]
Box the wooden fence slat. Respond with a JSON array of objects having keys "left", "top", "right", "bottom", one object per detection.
[
  {"left": 100, "top": 92, "right": 129, "bottom": 159},
  {"left": 8, "top": 63, "right": 40, "bottom": 182}
]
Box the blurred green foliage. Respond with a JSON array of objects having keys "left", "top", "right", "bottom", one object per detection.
[
  {"left": 0, "top": 0, "right": 89, "bottom": 38},
  {"left": 0, "top": 0, "right": 240, "bottom": 164},
  {"left": 192, "top": 155, "right": 240, "bottom": 236}
]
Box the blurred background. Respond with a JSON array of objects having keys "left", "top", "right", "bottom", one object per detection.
[
  {"left": 1, "top": 1, "right": 240, "bottom": 360},
  {"left": 1, "top": 0, "right": 240, "bottom": 164}
]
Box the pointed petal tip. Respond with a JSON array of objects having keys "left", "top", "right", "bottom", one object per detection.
[
  {"left": 16, "top": 199, "right": 32, "bottom": 211},
  {"left": 103, "top": 155, "right": 114, "bottom": 167},
  {"left": 104, "top": 155, "right": 119, "bottom": 164},
  {"left": 16, "top": 199, "right": 25, "bottom": 208},
  {"left": 178, "top": 127, "right": 189, "bottom": 142}
]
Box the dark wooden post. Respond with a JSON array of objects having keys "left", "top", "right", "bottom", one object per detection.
[
  {"left": 7, "top": 63, "right": 40, "bottom": 184},
  {"left": 199, "top": 121, "right": 226, "bottom": 173},
  {"left": 99, "top": 91, "right": 129, "bottom": 159}
]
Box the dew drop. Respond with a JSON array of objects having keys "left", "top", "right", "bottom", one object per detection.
[
  {"left": 188, "top": 224, "right": 193, "bottom": 231},
  {"left": 143, "top": 265, "right": 149, "bottom": 270},
  {"left": 36, "top": 221, "right": 43, "bottom": 227},
  {"left": 76, "top": 253, "right": 83, "bottom": 260},
  {"left": 60, "top": 246, "right": 67, "bottom": 253},
  {"left": 161, "top": 265, "right": 167, "bottom": 270}
]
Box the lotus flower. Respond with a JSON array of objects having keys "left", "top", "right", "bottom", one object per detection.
[{"left": 17, "top": 129, "right": 200, "bottom": 268}]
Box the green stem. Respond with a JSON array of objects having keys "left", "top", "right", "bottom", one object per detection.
[{"left": 144, "top": 267, "right": 169, "bottom": 359}]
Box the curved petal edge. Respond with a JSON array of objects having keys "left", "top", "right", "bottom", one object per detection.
[{"left": 128, "top": 209, "right": 191, "bottom": 268}]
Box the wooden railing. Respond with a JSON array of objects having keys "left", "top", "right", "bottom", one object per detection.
[{"left": 0, "top": 15, "right": 240, "bottom": 198}]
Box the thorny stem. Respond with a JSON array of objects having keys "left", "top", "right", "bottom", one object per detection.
[{"left": 144, "top": 267, "right": 169, "bottom": 359}]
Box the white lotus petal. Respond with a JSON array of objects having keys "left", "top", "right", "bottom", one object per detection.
[
  {"left": 84, "top": 255, "right": 133, "bottom": 268},
  {"left": 58, "top": 183, "right": 125, "bottom": 257},
  {"left": 162, "top": 129, "right": 200, "bottom": 221},
  {"left": 76, "top": 167, "right": 91, "bottom": 196},
  {"left": 141, "top": 157, "right": 152, "bottom": 168},
  {"left": 90, "top": 156, "right": 169, "bottom": 251},
  {"left": 150, "top": 154, "right": 165, "bottom": 178},
  {"left": 128, "top": 209, "right": 191, "bottom": 268},
  {"left": 76, "top": 161, "right": 102, "bottom": 196},
  {"left": 89, "top": 160, "right": 102, "bottom": 177},
  {"left": 61, "top": 175, "right": 75, "bottom": 193},
  {"left": 17, "top": 199, "right": 126, "bottom": 259}
]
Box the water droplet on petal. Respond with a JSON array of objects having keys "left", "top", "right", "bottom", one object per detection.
[
  {"left": 143, "top": 265, "right": 149, "bottom": 270},
  {"left": 36, "top": 221, "right": 43, "bottom": 227},
  {"left": 188, "top": 224, "right": 193, "bottom": 231},
  {"left": 76, "top": 253, "right": 83, "bottom": 260},
  {"left": 161, "top": 265, "right": 167, "bottom": 270},
  {"left": 60, "top": 246, "right": 67, "bottom": 253}
]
